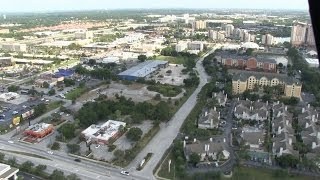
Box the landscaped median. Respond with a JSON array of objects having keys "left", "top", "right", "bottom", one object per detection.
[
  {"left": 136, "top": 153, "right": 153, "bottom": 171},
  {"left": 113, "top": 124, "right": 160, "bottom": 167}
]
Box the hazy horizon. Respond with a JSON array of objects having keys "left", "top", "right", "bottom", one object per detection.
[{"left": 0, "top": 0, "right": 309, "bottom": 13}]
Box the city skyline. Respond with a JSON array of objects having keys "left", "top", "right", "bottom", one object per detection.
[{"left": 0, "top": 0, "right": 309, "bottom": 13}]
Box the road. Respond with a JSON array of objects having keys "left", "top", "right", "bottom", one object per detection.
[
  {"left": 0, "top": 47, "right": 218, "bottom": 179},
  {"left": 126, "top": 48, "right": 217, "bottom": 179}
]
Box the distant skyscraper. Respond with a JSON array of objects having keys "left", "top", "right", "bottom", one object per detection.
[
  {"left": 193, "top": 20, "right": 206, "bottom": 30},
  {"left": 208, "top": 30, "right": 217, "bottom": 40},
  {"left": 291, "top": 22, "right": 307, "bottom": 46},
  {"left": 3, "top": 14, "right": 6, "bottom": 20},
  {"left": 224, "top": 24, "right": 234, "bottom": 38}
]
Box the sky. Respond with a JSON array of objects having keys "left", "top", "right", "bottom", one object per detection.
[{"left": 0, "top": 0, "right": 309, "bottom": 13}]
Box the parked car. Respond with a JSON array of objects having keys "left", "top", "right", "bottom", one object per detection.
[{"left": 74, "top": 159, "right": 81, "bottom": 162}]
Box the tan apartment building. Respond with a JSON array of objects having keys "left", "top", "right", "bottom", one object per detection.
[{"left": 232, "top": 71, "right": 302, "bottom": 98}]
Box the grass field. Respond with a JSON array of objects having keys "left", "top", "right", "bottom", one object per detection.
[
  {"left": 65, "top": 86, "right": 87, "bottom": 100},
  {"left": 225, "top": 166, "right": 317, "bottom": 180}
]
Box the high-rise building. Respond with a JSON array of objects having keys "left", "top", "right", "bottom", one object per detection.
[
  {"left": 193, "top": 20, "right": 206, "bottom": 30},
  {"left": 291, "top": 22, "right": 316, "bottom": 47},
  {"left": 217, "top": 31, "right": 226, "bottom": 41},
  {"left": 291, "top": 22, "right": 307, "bottom": 46},
  {"left": 262, "top": 34, "right": 275, "bottom": 45},
  {"left": 306, "top": 25, "right": 316, "bottom": 47},
  {"left": 208, "top": 30, "right": 217, "bottom": 40},
  {"left": 224, "top": 24, "right": 234, "bottom": 38},
  {"left": 240, "top": 30, "right": 251, "bottom": 42}
]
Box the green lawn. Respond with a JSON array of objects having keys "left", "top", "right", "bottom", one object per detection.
[
  {"left": 156, "top": 56, "right": 187, "bottom": 64},
  {"left": 65, "top": 86, "right": 87, "bottom": 100},
  {"left": 225, "top": 166, "right": 316, "bottom": 180},
  {"left": 147, "top": 84, "right": 182, "bottom": 97}
]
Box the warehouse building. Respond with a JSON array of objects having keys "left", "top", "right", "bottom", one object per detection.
[
  {"left": 0, "top": 163, "right": 19, "bottom": 180},
  {"left": 118, "top": 60, "right": 168, "bottom": 81}
]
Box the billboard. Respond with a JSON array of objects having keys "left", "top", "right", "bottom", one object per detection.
[
  {"left": 22, "top": 109, "right": 34, "bottom": 119},
  {"left": 12, "top": 116, "right": 21, "bottom": 125}
]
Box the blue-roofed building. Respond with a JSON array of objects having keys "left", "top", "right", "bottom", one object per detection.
[
  {"left": 55, "top": 69, "right": 75, "bottom": 77},
  {"left": 118, "top": 60, "right": 169, "bottom": 81}
]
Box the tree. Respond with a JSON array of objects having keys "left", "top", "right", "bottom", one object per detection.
[
  {"left": 7, "top": 85, "right": 19, "bottom": 92},
  {"left": 20, "top": 161, "right": 34, "bottom": 173},
  {"left": 7, "top": 157, "right": 17, "bottom": 167},
  {"left": 0, "top": 153, "right": 4, "bottom": 162},
  {"left": 67, "top": 43, "right": 81, "bottom": 50},
  {"left": 58, "top": 123, "right": 76, "bottom": 139},
  {"left": 154, "top": 101, "right": 170, "bottom": 121},
  {"left": 34, "top": 103, "right": 47, "bottom": 117},
  {"left": 48, "top": 89, "right": 56, "bottom": 96},
  {"left": 114, "top": 149, "right": 125, "bottom": 160},
  {"left": 278, "top": 63, "right": 284, "bottom": 69},
  {"left": 126, "top": 127, "right": 143, "bottom": 141},
  {"left": 34, "top": 164, "right": 47, "bottom": 176},
  {"left": 67, "top": 144, "right": 80, "bottom": 154},
  {"left": 43, "top": 81, "right": 50, "bottom": 88},
  {"left": 51, "top": 142, "right": 61, "bottom": 150},
  {"left": 276, "top": 154, "right": 299, "bottom": 168},
  {"left": 64, "top": 79, "right": 75, "bottom": 87},
  {"left": 138, "top": 55, "right": 147, "bottom": 62},
  {"left": 154, "top": 93, "right": 161, "bottom": 100},
  {"left": 66, "top": 174, "right": 81, "bottom": 180},
  {"left": 189, "top": 153, "right": 200, "bottom": 166},
  {"left": 49, "top": 169, "right": 65, "bottom": 180}
]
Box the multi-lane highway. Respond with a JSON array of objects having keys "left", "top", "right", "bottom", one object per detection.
[{"left": 0, "top": 46, "right": 218, "bottom": 179}]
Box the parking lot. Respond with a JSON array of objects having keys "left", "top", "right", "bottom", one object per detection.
[
  {"left": 0, "top": 97, "right": 43, "bottom": 125},
  {"left": 147, "top": 64, "right": 189, "bottom": 86}
]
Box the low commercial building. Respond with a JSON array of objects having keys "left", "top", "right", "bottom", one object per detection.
[
  {"left": 232, "top": 71, "right": 302, "bottom": 98},
  {"left": 118, "top": 60, "right": 168, "bottom": 81},
  {"left": 81, "top": 120, "right": 126, "bottom": 145},
  {"left": 24, "top": 123, "right": 54, "bottom": 138},
  {"left": 75, "top": 30, "right": 94, "bottom": 39},
  {"left": 0, "top": 163, "right": 19, "bottom": 180},
  {"left": 0, "top": 57, "right": 13, "bottom": 67},
  {"left": 305, "top": 58, "right": 319, "bottom": 68},
  {"left": 0, "top": 43, "right": 27, "bottom": 52}
]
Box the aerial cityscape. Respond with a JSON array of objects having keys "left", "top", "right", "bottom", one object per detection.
[{"left": 0, "top": 0, "right": 319, "bottom": 180}]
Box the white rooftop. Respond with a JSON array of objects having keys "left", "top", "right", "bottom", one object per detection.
[
  {"left": 82, "top": 120, "right": 126, "bottom": 142},
  {"left": 305, "top": 58, "right": 319, "bottom": 65}
]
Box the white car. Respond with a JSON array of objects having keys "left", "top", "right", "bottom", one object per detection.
[
  {"left": 7, "top": 140, "right": 14, "bottom": 144},
  {"left": 120, "top": 171, "right": 129, "bottom": 176},
  {"left": 95, "top": 144, "right": 100, "bottom": 148},
  {"left": 47, "top": 151, "right": 53, "bottom": 155}
]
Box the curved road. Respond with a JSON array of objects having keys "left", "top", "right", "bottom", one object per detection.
[{"left": 126, "top": 48, "right": 216, "bottom": 179}]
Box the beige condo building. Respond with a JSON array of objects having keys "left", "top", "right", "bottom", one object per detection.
[{"left": 232, "top": 71, "right": 302, "bottom": 98}]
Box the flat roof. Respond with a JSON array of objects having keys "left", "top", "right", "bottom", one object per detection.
[
  {"left": 118, "top": 60, "right": 168, "bottom": 78},
  {"left": 82, "top": 120, "right": 126, "bottom": 141},
  {"left": 25, "top": 123, "right": 52, "bottom": 133},
  {"left": 13, "top": 58, "right": 54, "bottom": 64},
  {"left": 305, "top": 58, "right": 319, "bottom": 65}
]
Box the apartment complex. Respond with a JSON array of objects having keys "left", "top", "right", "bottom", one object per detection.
[
  {"left": 232, "top": 71, "right": 302, "bottom": 98},
  {"left": 193, "top": 20, "right": 206, "bottom": 30},
  {"left": 261, "top": 34, "right": 275, "bottom": 46},
  {"left": 217, "top": 53, "right": 277, "bottom": 72},
  {"left": 224, "top": 24, "right": 234, "bottom": 38},
  {"left": 291, "top": 22, "right": 315, "bottom": 46}
]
